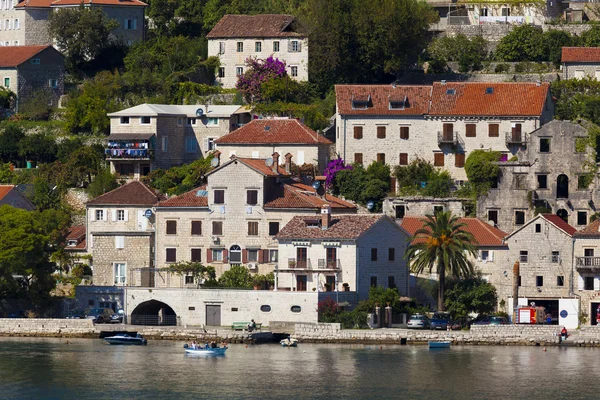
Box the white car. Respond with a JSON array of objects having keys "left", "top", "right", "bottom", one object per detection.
[{"left": 407, "top": 314, "right": 430, "bottom": 329}]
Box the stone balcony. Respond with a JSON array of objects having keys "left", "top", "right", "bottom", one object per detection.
[{"left": 576, "top": 257, "right": 600, "bottom": 271}]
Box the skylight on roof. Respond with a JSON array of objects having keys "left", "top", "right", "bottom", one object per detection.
[
  {"left": 352, "top": 100, "right": 369, "bottom": 110},
  {"left": 446, "top": 89, "right": 456, "bottom": 95},
  {"left": 389, "top": 101, "right": 405, "bottom": 110},
  {"left": 264, "top": 126, "right": 271, "bottom": 131},
  {"left": 485, "top": 87, "right": 494, "bottom": 94}
]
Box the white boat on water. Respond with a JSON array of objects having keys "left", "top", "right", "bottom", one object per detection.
[
  {"left": 429, "top": 340, "right": 451, "bottom": 349},
  {"left": 104, "top": 333, "right": 148, "bottom": 345},
  {"left": 280, "top": 337, "right": 298, "bottom": 347},
  {"left": 183, "top": 344, "right": 228, "bottom": 355}
]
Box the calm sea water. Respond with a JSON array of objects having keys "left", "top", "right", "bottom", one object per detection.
[{"left": 0, "top": 337, "right": 597, "bottom": 400}]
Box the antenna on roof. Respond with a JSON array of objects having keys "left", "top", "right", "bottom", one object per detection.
[{"left": 265, "top": 157, "right": 274, "bottom": 167}]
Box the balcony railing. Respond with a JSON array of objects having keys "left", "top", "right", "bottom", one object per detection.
[
  {"left": 576, "top": 257, "right": 600, "bottom": 269},
  {"left": 505, "top": 132, "right": 527, "bottom": 145},
  {"left": 287, "top": 258, "right": 311, "bottom": 270},
  {"left": 438, "top": 131, "right": 458, "bottom": 145},
  {"left": 317, "top": 259, "right": 341, "bottom": 270}
]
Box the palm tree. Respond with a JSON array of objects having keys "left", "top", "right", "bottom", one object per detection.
[{"left": 404, "top": 211, "right": 477, "bottom": 311}]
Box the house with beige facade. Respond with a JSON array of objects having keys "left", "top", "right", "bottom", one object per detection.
[
  {"left": 5, "top": 0, "right": 146, "bottom": 47},
  {"left": 275, "top": 209, "right": 410, "bottom": 300},
  {"left": 573, "top": 219, "right": 600, "bottom": 326},
  {"left": 0, "top": 184, "right": 34, "bottom": 210},
  {"left": 153, "top": 153, "right": 357, "bottom": 286},
  {"left": 0, "top": 45, "right": 64, "bottom": 109},
  {"left": 214, "top": 118, "right": 333, "bottom": 173},
  {"left": 105, "top": 104, "right": 251, "bottom": 178},
  {"left": 561, "top": 47, "right": 600, "bottom": 80},
  {"left": 207, "top": 14, "right": 308, "bottom": 88},
  {"left": 477, "top": 120, "right": 597, "bottom": 233},
  {"left": 335, "top": 82, "right": 553, "bottom": 181}
]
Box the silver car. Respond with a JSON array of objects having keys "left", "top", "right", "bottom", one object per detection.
[{"left": 407, "top": 314, "right": 430, "bottom": 329}]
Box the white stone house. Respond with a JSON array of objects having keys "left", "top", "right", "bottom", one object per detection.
[
  {"left": 275, "top": 209, "right": 411, "bottom": 300},
  {"left": 573, "top": 219, "right": 600, "bottom": 326},
  {"left": 153, "top": 153, "right": 357, "bottom": 286},
  {"left": 335, "top": 82, "right": 553, "bottom": 181},
  {"left": 5, "top": 0, "right": 146, "bottom": 47},
  {"left": 106, "top": 104, "right": 252, "bottom": 178},
  {"left": 214, "top": 118, "right": 333, "bottom": 173},
  {"left": 207, "top": 14, "right": 308, "bottom": 89},
  {"left": 503, "top": 213, "right": 578, "bottom": 328},
  {"left": 561, "top": 47, "right": 600, "bottom": 80}
]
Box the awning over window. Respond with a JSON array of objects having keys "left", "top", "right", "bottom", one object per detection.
[{"left": 108, "top": 133, "right": 155, "bottom": 141}]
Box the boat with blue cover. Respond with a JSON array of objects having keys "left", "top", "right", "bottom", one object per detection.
[
  {"left": 183, "top": 343, "right": 228, "bottom": 355},
  {"left": 429, "top": 340, "right": 451, "bottom": 349}
]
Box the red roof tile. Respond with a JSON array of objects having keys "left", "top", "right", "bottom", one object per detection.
[
  {"left": 264, "top": 181, "right": 356, "bottom": 210},
  {"left": 65, "top": 225, "right": 87, "bottom": 250},
  {"left": 575, "top": 219, "right": 600, "bottom": 237},
  {"left": 429, "top": 82, "right": 549, "bottom": 117},
  {"left": 335, "top": 85, "right": 431, "bottom": 116},
  {"left": 215, "top": 119, "right": 332, "bottom": 145},
  {"left": 207, "top": 14, "right": 303, "bottom": 39},
  {"left": 541, "top": 214, "right": 577, "bottom": 236},
  {"left": 400, "top": 216, "right": 507, "bottom": 246},
  {"left": 0, "top": 185, "right": 14, "bottom": 201},
  {"left": 158, "top": 186, "right": 208, "bottom": 208},
  {"left": 0, "top": 45, "right": 54, "bottom": 67},
  {"left": 15, "top": 0, "right": 52, "bottom": 7},
  {"left": 86, "top": 181, "right": 165, "bottom": 206},
  {"left": 275, "top": 214, "right": 383, "bottom": 240},
  {"left": 235, "top": 157, "right": 291, "bottom": 177},
  {"left": 561, "top": 47, "right": 600, "bottom": 63}
]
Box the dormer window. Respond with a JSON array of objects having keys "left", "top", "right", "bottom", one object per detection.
[
  {"left": 305, "top": 219, "right": 320, "bottom": 228},
  {"left": 351, "top": 95, "right": 371, "bottom": 110},
  {"left": 485, "top": 87, "right": 494, "bottom": 94},
  {"left": 389, "top": 96, "right": 407, "bottom": 110},
  {"left": 446, "top": 89, "right": 456, "bottom": 95},
  {"left": 67, "top": 239, "right": 78, "bottom": 247}
]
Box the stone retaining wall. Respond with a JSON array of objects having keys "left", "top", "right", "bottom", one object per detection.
[{"left": 0, "top": 318, "right": 97, "bottom": 338}]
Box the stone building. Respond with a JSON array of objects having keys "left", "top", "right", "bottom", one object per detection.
[
  {"left": 477, "top": 120, "right": 596, "bottom": 232},
  {"left": 5, "top": 0, "right": 146, "bottom": 47},
  {"left": 106, "top": 104, "right": 251, "bottom": 179},
  {"left": 153, "top": 153, "right": 356, "bottom": 286},
  {"left": 382, "top": 196, "right": 467, "bottom": 220},
  {"left": 85, "top": 181, "right": 165, "bottom": 288},
  {"left": 0, "top": 184, "right": 34, "bottom": 210},
  {"left": 400, "top": 216, "right": 507, "bottom": 306},
  {"left": 275, "top": 210, "right": 411, "bottom": 300},
  {"left": 502, "top": 214, "right": 578, "bottom": 328},
  {"left": 335, "top": 82, "right": 553, "bottom": 181},
  {"left": 0, "top": 45, "right": 64, "bottom": 110},
  {"left": 573, "top": 219, "right": 600, "bottom": 325},
  {"left": 207, "top": 14, "right": 308, "bottom": 88},
  {"left": 214, "top": 118, "right": 333, "bottom": 173},
  {"left": 561, "top": 47, "right": 600, "bottom": 80}
]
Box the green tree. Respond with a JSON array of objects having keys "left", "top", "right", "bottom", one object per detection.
[
  {"left": 0, "top": 124, "right": 25, "bottom": 164},
  {"left": 579, "top": 25, "right": 600, "bottom": 47},
  {"left": 48, "top": 5, "right": 119, "bottom": 73},
  {"left": 544, "top": 29, "right": 573, "bottom": 67},
  {"left": 335, "top": 161, "right": 390, "bottom": 212},
  {"left": 164, "top": 261, "right": 217, "bottom": 285},
  {"left": 444, "top": 274, "right": 498, "bottom": 318},
  {"left": 464, "top": 150, "right": 501, "bottom": 195},
  {"left": 495, "top": 25, "right": 547, "bottom": 62},
  {"left": 404, "top": 211, "right": 477, "bottom": 311},
  {"left": 32, "top": 177, "right": 61, "bottom": 211},
  {"left": 87, "top": 167, "right": 119, "bottom": 198},
  {"left": 217, "top": 264, "right": 252, "bottom": 288},
  {"left": 427, "top": 34, "right": 488, "bottom": 72},
  {"left": 18, "top": 133, "right": 57, "bottom": 164},
  {"left": 423, "top": 170, "right": 453, "bottom": 198}
]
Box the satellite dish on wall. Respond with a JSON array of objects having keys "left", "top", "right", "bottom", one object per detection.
[
  {"left": 366, "top": 201, "right": 375, "bottom": 210},
  {"left": 265, "top": 157, "right": 274, "bottom": 167},
  {"left": 195, "top": 108, "right": 204, "bottom": 117},
  {"left": 210, "top": 158, "right": 219, "bottom": 168},
  {"left": 312, "top": 181, "right": 321, "bottom": 190}
]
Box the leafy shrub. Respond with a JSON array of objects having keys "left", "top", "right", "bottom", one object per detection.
[{"left": 494, "top": 63, "right": 510, "bottom": 73}]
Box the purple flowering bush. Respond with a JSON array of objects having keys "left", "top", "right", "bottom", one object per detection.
[
  {"left": 324, "top": 158, "right": 352, "bottom": 190},
  {"left": 236, "top": 56, "right": 287, "bottom": 102}
]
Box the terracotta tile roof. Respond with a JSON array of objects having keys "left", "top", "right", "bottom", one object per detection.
[
  {"left": 17, "top": 0, "right": 146, "bottom": 7},
  {"left": 275, "top": 214, "right": 383, "bottom": 240},
  {"left": 264, "top": 180, "right": 356, "bottom": 210},
  {"left": 215, "top": 119, "right": 332, "bottom": 145},
  {"left": 15, "top": 0, "right": 52, "bottom": 7},
  {"left": 542, "top": 214, "right": 577, "bottom": 236},
  {"left": 158, "top": 186, "right": 208, "bottom": 208},
  {"left": 400, "top": 216, "right": 507, "bottom": 246},
  {"left": 335, "top": 85, "right": 432, "bottom": 116},
  {"left": 65, "top": 225, "right": 86, "bottom": 250},
  {"left": 207, "top": 14, "right": 303, "bottom": 39},
  {"left": 0, "top": 45, "right": 54, "bottom": 67},
  {"left": 86, "top": 181, "right": 165, "bottom": 206},
  {"left": 575, "top": 219, "right": 600, "bottom": 237},
  {"left": 0, "top": 185, "right": 15, "bottom": 201},
  {"left": 561, "top": 47, "right": 600, "bottom": 63},
  {"left": 429, "top": 82, "right": 549, "bottom": 117},
  {"left": 236, "top": 157, "right": 291, "bottom": 177}
]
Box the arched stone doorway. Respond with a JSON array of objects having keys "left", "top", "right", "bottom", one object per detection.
[
  {"left": 131, "top": 300, "right": 177, "bottom": 326},
  {"left": 557, "top": 209, "right": 569, "bottom": 223},
  {"left": 557, "top": 174, "right": 569, "bottom": 199},
  {"left": 229, "top": 244, "right": 242, "bottom": 265}
]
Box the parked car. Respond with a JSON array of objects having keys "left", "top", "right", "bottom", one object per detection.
[
  {"left": 407, "top": 314, "right": 430, "bottom": 329},
  {"left": 430, "top": 312, "right": 451, "bottom": 330},
  {"left": 449, "top": 317, "right": 472, "bottom": 330},
  {"left": 86, "top": 308, "right": 114, "bottom": 324},
  {"left": 473, "top": 315, "right": 508, "bottom": 326},
  {"left": 110, "top": 313, "right": 123, "bottom": 324}
]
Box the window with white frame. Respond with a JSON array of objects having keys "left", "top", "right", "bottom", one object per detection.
[
  {"left": 552, "top": 251, "right": 560, "bottom": 263},
  {"left": 14, "top": 18, "right": 18, "bottom": 29},
  {"left": 273, "top": 41, "right": 279, "bottom": 52},
  {"left": 117, "top": 210, "right": 125, "bottom": 221},
  {"left": 115, "top": 236, "right": 125, "bottom": 249},
  {"left": 207, "top": 118, "right": 218, "bottom": 126},
  {"left": 219, "top": 42, "right": 225, "bottom": 54},
  {"left": 255, "top": 42, "right": 261, "bottom": 52},
  {"left": 269, "top": 249, "right": 278, "bottom": 263},
  {"left": 289, "top": 40, "right": 300, "bottom": 52},
  {"left": 185, "top": 136, "right": 197, "bottom": 153},
  {"left": 290, "top": 66, "right": 298, "bottom": 77},
  {"left": 237, "top": 42, "right": 243, "bottom": 52},
  {"left": 114, "top": 263, "right": 126, "bottom": 284},
  {"left": 207, "top": 137, "right": 215, "bottom": 151},
  {"left": 3, "top": 77, "right": 8, "bottom": 88},
  {"left": 120, "top": 116, "right": 129, "bottom": 124},
  {"left": 219, "top": 67, "right": 225, "bottom": 78},
  {"left": 248, "top": 249, "right": 258, "bottom": 262},
  {"left": 124, "top": 18, "right": 137, "bottom": 30},
  {"left": 236, "top": 67, "right": 243, "bottom": 76},
  {"left": 480, "top": 250, "right": 490, "bottom": 261},
  {"left": 140, "top": 116, "right": 151, "bottom": 124},
  {"left": 212, "top": 249, "right": 223, "bottom": 261},
  {"left": 49, "top": 79, "right": 58, "bottom": 88},
  {"left": 95, "top": 209, "right": 104, "bottom": 221}
]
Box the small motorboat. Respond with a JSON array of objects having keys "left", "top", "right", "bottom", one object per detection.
[
  {"left": 183, "top": 343, "right": 227, "bottom": 355},
  {"left": 104, "top": 333, "right": 148, "bottom": 345},
  {"left": 280, "top": 337, "right": 298, "bottom": 347},
  {"left": 429, "top": 340, "right": 451, "bottom": 349}
]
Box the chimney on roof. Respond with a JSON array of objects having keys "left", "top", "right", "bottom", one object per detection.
[
  {"left": 213, "top": 150, "right": 221, "bottom": 166},
  {"left": 272, "top": 152, "right": 280, "bottom": 174},
  {"left": 321, "top": 204, "right": 331, "bottom": 230},
  {"left": 284, "top": 153, "right": 293, "bottom": 174},
  {"left": 441, "top": 80, "right": 446, "bottom": 85},
  {"left": 536, "top": 80, "right": 541, "bottom": 86}
]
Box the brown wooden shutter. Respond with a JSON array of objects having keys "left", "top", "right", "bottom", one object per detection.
[
  {"left": 191, "top": 221, "right": 201, "bottom": 235},
  {"left": 400, "top": 126, "right": 409, "bottom": 140},
  {"left": 465, "top": 124, "right": 476, "bottom": 137},
  {"left": 354, "top": 153, "right": 363, "bottom": 164},
  {"left": 390, "top": 177, "right": 396, "bottom": 193},
  {"left": 166, "top": 220, "right": 177, "bottom": 234},
  {"left": 191, "top": 248, "right": 202, "bottom": 262},
  {"left": 399, "top": 153, "right": 408, "bottom": 165},
  {"left": 489, "top": 124, "right": 499, "bottom": 137},
  {"left": 207, "top": 248, "right": 213, "bottom": 263},
  {"left": 223, "top": 249, "right": 228, "bottom": 262},
  {"left": 455, "top": 153, "right": 465, "bottom": 167},
  {"left": 258, "top": 249, "right": 265, "bottom": 263},
  {"left": 434, "top": 153, "right": 444, "bottom": 166},
  {"left": 377, "top": 126, "right": 386, "bottom": 139},
  {"left": 242, "top": 249, "right": 248, "bottom": 264},
  {"left": 377, "top": 153, "right": 385, "bottom": 164},
  {"left": 443, "top": 123, "right": 453, "bottom": 136},
  {"left": 353, "top": 126, "right": 363, "bottom": 139}
]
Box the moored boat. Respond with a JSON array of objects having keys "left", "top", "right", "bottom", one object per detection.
[
  {"left": 429, "top": 340, "right": 451, "bottom": 349},
  {"left": 104, "top": 333, "right": 148, "bottom": 345},
  {"left": 183, "top": 344, "right": 227, "bottom": 355},
  {"left": 280, "top": 337, "right": 298, "bottom": 347}
]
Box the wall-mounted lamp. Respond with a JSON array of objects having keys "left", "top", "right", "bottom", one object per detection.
[{"left": 503, "top": 271, "right": 508, "bottom": 278}]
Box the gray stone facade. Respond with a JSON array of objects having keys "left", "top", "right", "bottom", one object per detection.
[
  {"left": 382, "top": 196, "right": 467, "bottom": 219},
  {"left": 563, "top": 61, "right": 600, "bottom": 80},
  {"left": 477, "top": 120, "right": 596, "bottom": 232}
]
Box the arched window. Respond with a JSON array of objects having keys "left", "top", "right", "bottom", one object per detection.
[
  {"left": 229, "top": 245, "right": 242, "bottom": 264},
  {"left": 557, "top": 209, "right": 569, "bottom": 223},
  {"left": 557, "top": 174, "right": 569, "bottom": 199}
]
